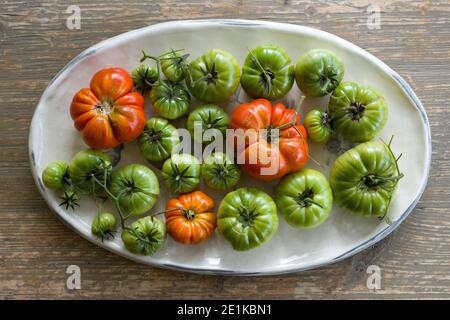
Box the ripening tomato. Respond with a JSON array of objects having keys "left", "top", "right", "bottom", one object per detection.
[
  {"left": 217, "top": 187, "right": 278, "bottom": 251},
  {"left": 70, "top": 68, "right": 146, "bottom": 150},
  {"left": 230, "top": 99, "right": 309, "bottom": 181},
  {"left": 165, "top": 191, "right": 216, "bottom": 245}
]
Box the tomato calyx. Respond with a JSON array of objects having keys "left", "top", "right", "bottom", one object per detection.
[
  {"left": 319, "top": 72, "right": 339, "bottom": 94},
  {"left": 295, "top": 188, "right": 323, "bottom": 208},
  {"left": 348, "top": 102, "right": 366, "bottom": 120},
  {"left": 94, "top": 99, "right": 115, "bottom": 115},
  {"left": 197, "top": 63, "right": 218, "bottom": 85},
  {"left": 142, "top": 127, "right": 163, "bottom": 143},
  {"left": 182, "top": 209, "right": 196, "bottom": 221}
]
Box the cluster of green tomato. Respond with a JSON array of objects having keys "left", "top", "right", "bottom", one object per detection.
[
  {"left": 41, "top": 45, "right": 404, "bottom": 254},
  {"left": 130, "top": 45, "right": 403, "bottom": 247}
]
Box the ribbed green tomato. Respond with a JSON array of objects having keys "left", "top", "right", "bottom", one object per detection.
[
  {"left": 303, "top": 109, "right": 333, "bottom": 144},
  {"left": 138, "top": 118, "right": 179, "bottom": 162},
  {"left": 121, "top": 216, "right": 166, "bottom": 255},
  {"left": 161, "top": 154, "right": 201, "bottom": 194},
  {"left": 150, "top": 80, "right": 191, "bottom": 120},
  {"left": 329, "top": 141, "right": 402, "bottom": 217},
  {"left": 91, "top": 212, "right": 116, "bottom": 239},
  {"left": 109, "top": 164, "right": 159, "bottom": 216},
  {"left": 201, "top": 152, "right": 241, "bottom": 190},
  {"left": 275, "top": 169, "right": 333, "bottom": 228},
  {"left": 186, "top": 49, "right": 240, "bottom": 103},
  {"left": 217, "top": 187, "right": 278, "bottom": 251},
  {"left": 240, "top": 45, "right": 294, "bottom": 100},
  {"left": 295, "top": 49, "right": 344, "bottom": 97},
  {"left": 68, "top": 149, "right": 112, "bottom": 194},
  {"left": 160, "top": 49, "right": 188, "bottom": 82},
  {"left": 187, "top": 104, "right": 230, "bottom": 144},
  {"left": 42, "top": 160, "right": 69, "bottom": 190},
  {"left": 328, "top": 82, "right": 388, "bottom": 142},
  {"left": 131, "top": 64, "right": 159, "bottom": 93}
]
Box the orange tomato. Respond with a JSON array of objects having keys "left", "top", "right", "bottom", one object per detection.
[
  {"left": 165, "top": 191, "right": 216, "bottom": 245},
  {"left": 230, "top": 98, "right": 308, "bottom": 181},
  {"left": 70, "top": 68, "right": 146, "bottom": 149}
]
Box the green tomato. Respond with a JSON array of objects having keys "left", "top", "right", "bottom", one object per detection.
[
  {"left": 328, "top": 82, "right": 388, "bottom": 142},
  {"left": 161, "top": 153, "right": 201, "bottom": 194},
  {"left": 69, "top": 149, "right": 112, "bottom": 194},
  {"left": 132, "top": 64, "right": 159, "bottom": 94},
  {"left": 275, "top": 169, "right": 333, "bottom": 228},
  {"left": 42, "top": 160, "right": 69, "bottom": 190},
  {"left": 295, "top": 49, "right": 344, "bottom": 97},
  {"left": 240, "top": 45, "right": 294, "bottom": 100},
  {"left": 160, "top": 49, "right": 188, "bottom": 82},
  {"left": 304, "top": 109, "right": 333, "bottom": 144},
  {"left": 121, "top": 216, "right": 166, "bottom": 255},
  {"left": 138, "top": 118, "right": 180, "bottom": 162},
  {"left": 217, "top": 187, "right": 278, "bottom": 251},
  {"left": 150, "top": 80, "right": 191, "bottom": 120},
  {"left": 109, "top": 164, "right": 159, "bottom": 216},
  {"left": 329, "top": 141, "right": 402, "bottom": 217},
  {"left": 91, "top": 212, "right": 117, "bottom": 239},
  {"left": 201, "top": 152, "right": 241, "bottom": 190},
  {"left": 186, "top": 49, "right": 241, "bottom": 103},
  {"left": 187, "top": 104, "right": 230, "bottom": 144}
]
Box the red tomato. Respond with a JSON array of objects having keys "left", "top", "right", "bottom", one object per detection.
[
  {"left": 230, "top": 98, "right": 308, "bottom": 181},
  {"left": 70, "top": 68, "right": 146, "bottom": 149},
  {"left": 165, "top": 191, "right": 216, "bottom": 245}
]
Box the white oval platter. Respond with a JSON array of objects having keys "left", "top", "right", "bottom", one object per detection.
[{"left": 29, "top": 19, "right": 431, "bottom": 275}]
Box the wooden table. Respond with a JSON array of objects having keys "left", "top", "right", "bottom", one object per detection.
[{"left": 1, "top": 0, "right": 449, "bottom": 299}]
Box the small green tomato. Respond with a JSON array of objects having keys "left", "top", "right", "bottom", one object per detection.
[
  {"left": 42, "top": 160, "right": 69, "bottom": 190},
  {"left": 92, "top": 212, "right": 117, "bottom": 240}
]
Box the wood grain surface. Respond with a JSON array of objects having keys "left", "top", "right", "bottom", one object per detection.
[{"left": 0, "top": 0, "right": 449, "bottom": 299}]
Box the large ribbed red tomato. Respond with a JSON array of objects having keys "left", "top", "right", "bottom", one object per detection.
[
  {"left": 70, "top": 68, "right": 146, "bottom": 149},
  {"left": 165, "top": 191, "right": 216, "bottom": 245},
  {"left": 230, "top": 98, "right": 308, "bottom": 181}
]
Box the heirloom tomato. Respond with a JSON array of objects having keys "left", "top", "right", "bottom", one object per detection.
[
  {"left": 70, "top": 68, "right": 146, "bottom": 149},
  {"left": 329, "top": 141, "right": 403, "bottom": 217},
  {"left": 186, "top": 49, "right": 240, "bottom": 103},
  {"left": 161, "top": 154, "right": 201, "bottom": 194},
  {"left": 138, "top": 117, "right": 180, "bottom": 162},
  {"left": 230, "top": 99, "right": 308, "bottom": 181},
  {"left": 150, "top": 80, "right": 191, "bottom": 120},
  {"left": 295, "top": 49, "right": 344, "bottom": 97},
  {"left": 240, "top": 45, "right": 294, "bottom": 100},
  {"left": 328, "top": 82, "right": 388, "bottom": 142},
  {"left": 187, "top": 104, "right": 230, "bottom": 144},
  {"left": 275, "top": 169, "right": 333, "bottom": 228},
  {"left": 217, "top": 187, "right": 278, "bottom": 251},
  {"left": 165, "top": 191, "right": 216, "bottom": 244},
  {"left": 109, "top": 164, "right": 159, "bottom": 216},
  {"left": 201, "top": 152, "right": 241, "bottom": 190},
  {"left": 68, "top": 149, "right": 112, "bottom": 195},
  {"left": 42, "top": 160, "right": 69, "bottom": 190},
  {"left": 121, "top": 216, "right": 166, "bottom": 255},
  {"left": 303, "top": 109, "right": 333, "bottom": 144}
]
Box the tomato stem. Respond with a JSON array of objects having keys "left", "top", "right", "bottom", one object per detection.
[
  {"left": 90, "top": 174, "right": 128, "bottom": 228},
  {"left": 141, "top": 50, "right": 161, "bottom": 78},
  {"left": 378, "top": 135, "right": 404, "bottom": 222}
]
